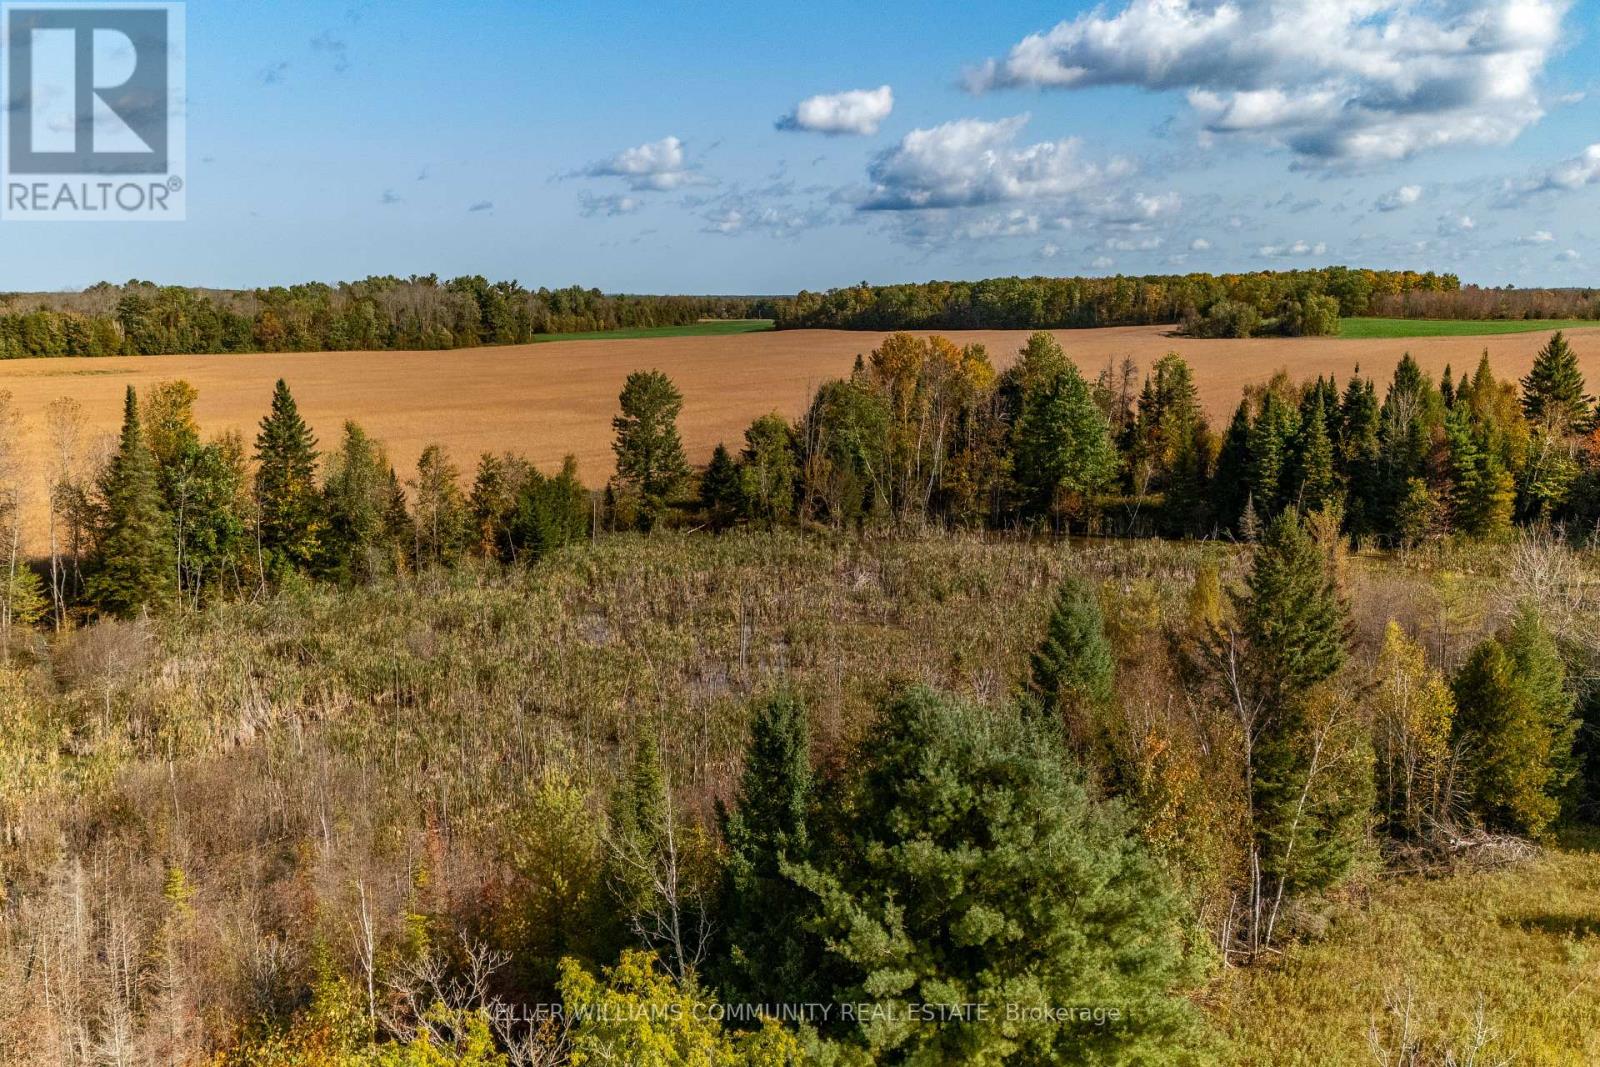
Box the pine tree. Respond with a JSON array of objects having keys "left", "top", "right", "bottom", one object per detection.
[
  {"left": 610, "top": 370, "right": 689, "bottom": 531},
  {"left": 698, "top": 443, "right": 741, "bottom": 529},
  {"left": 716, "top": 691, "right": 817, "bottom": 1004},
  {"left": 88, "top": 387, "right": 176, "bottom": 617},
  {"left": 1027, "top": 575, "right": 1115, "bottom": 731},
  {"left": 791, "top": 688, "right": 1204, "bottom": 1063},
  {"left": 1521, "top": 331, "right": 1592, "bottom": 434},
  {"left": 254, "top": 379, "right": 321, "bottom": 574}
]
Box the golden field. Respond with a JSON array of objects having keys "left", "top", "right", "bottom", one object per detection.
[{"left": 1, "top": 324, "right": 1598, "bottom": 549}]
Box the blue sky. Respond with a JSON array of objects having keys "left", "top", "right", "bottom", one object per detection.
[{"left": 7, "top": 0, "right": 1600, "bottom": 292}]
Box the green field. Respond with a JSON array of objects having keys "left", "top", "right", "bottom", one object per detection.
[
  {"left": 1338, "top": 317, "right": 1594, "bottom": 339},
  {"left": 533, "top": 318, "right": 775, "bottom": 342}
]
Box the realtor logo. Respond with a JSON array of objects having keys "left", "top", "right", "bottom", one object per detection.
[{"left": 3, "top": 2, "right": 185, "bottom": 220}]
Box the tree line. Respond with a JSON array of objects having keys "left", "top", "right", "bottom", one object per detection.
[
  {"left": 774, "top": 267, "right": 1466, "bottom": 337},
  {"left": 1, "top": 329, "right": 1596, "bottom": 631},
  {"left": 0, "top": 277, "right": 774, "bottom": 359}
]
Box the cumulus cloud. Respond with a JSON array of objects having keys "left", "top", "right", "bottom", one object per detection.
[
  {"left": 583, "top": 136, "right": 705, "bottom": 191},
  {"left": 966, "top": 0, "right": 1567, "bottom": 164},
  {"left": 1557, "top": 248, "right": 1581, "bottom": 261},
  {"left": 1376, "top": 185, "right": 1423, "bottom": 212},
  {"left": 1517, "top": 229, "right": 1555, "bottom": 243},
  {"left": 861, "top": 114, "right": 1134, "bottom": 210},
  {"left": 1190, "top": 237, "right": 1211, "bottom": 251},
  {"left": 777, "top": 85, "right": 894, "bottom": 136},
  {"left": 1259, "top": 239, "right": 1327, "bottom": 257}
]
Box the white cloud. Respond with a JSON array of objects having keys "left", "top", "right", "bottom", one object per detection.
[
  {"left": 1438, "top": 213, "right": 1476, "bottom": 234},
  {"left": 777, "top": 85, "right": 894, "bottom": 136},
  {"left": 584, "top": 136, "right": 704, "bottom": 191},
  {"left": 1189, "top": 237, "right": 1211, "bottom": 251},
  {"left": 966, "top": 0, "right": 1567, "bottom": 165},
  {"left": 1529, "top": 142, "right": 1600, "bottom": 193},
  {"left": 1375, "top": 185, "right": 1423, "bottom": 212},
  {"left": 1259, "top": 239, "right": 1328, "bottom": 257},
  {"left": 1517, "top": 229, "right": 1555, "bottom": 243},
  {"left": 1557, "top": 248, "right": 1581, "bottom": 261},
  {"left": 578, "top": 192, "right": 643, "bottom": 217},
  {"left": 1092, "top": 255, "right": 1115, "bottom": 269},
  {"left": 861, "top": 114, "right": 1134, "bottom": 210}
]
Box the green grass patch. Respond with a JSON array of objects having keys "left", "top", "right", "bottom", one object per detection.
[
  {"left": 1211, "top": 844, "right": 1600, "bottom": 1065},
  {"left": 532, "top": 318, "right": 775, "bottom": 343},
  {"left": 1338, "top": 317, "right": 1595, "bottom": 339}
]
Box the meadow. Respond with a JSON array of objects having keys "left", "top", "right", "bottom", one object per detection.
[
  {"left": 1338, "top": 317, "right": 1596, "bottom": 339},
  {"left": 2, "top": 322, "right": 1597, "bottom": 551},
  {"left": 1, "top": 528, "right": 1595, "bottom": 1063}
]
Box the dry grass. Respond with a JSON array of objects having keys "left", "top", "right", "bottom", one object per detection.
[{"left": 2, "top": 324, "right": 1597, "bottom": 549}]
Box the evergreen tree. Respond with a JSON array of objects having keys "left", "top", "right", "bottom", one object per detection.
[
  {"left": 1521, "top": 331, "right": 1592, "bottom": 433},
  {"left": 1451, "top": 606, "right": 1577, "bottom": 838},
  {"left": 791, "top": 688, "right": 1204, "bottom": 1063},
  {"left": 512, "top": 455, "right": 590, "bottom": 562},
  {"left": 87, "top": 387, "right": 175, "bottom": 617},
  {"left": 1377, "top": 355, "right": 1444, "bottom": 542},
  {"left": 716, "top": 692, "right": 817, "bottom": 1005},
  {"left": 698, "top": 443, "right": 741, "bottom": 529},
  {"left": 610, "top": 370, "right": 689, "bottom": 531},
  {"left": 1293, "top": 393, "right": 1340, "bottom": 514},
  {"left": 1336, "top": 373, "right": 1382, "bottom": 537},
  {"left": 254, "top": 379, "right": 321, "bottom": 574},
  {"left": 1013, "top": 356, "right": 1117, "bottom": 523},
  {"left": 1211, "top": 400, "right": 1253, "bottom": 533},
  {"left": 1247, "top": 391, "right": 1298, "bottom": 518},
  {"left": 1239, "top": 511, "right": 1365, "bottom": 900},
  {"left": 1027, "top": 575, "right": 1115, "bottom": 731}
]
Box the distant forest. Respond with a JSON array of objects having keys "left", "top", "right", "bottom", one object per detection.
[
  {"left": 0, "top": 277, "right": 777, "bottom": 359},
  {"left": 2, "top": 268, "right": 1598, "bottom": 358},
  {"left": 777, "top": 269, "right": 1600, "bottom": 336}
]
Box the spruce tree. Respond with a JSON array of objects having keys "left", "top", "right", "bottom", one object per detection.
[
  {"left": 1211, "top": 401, "right": 1254, "bottom": 533},
  {"left": 1240, "top": 511, "right": 1364, "bottom": 899},
  {"left": 609, "top": 370, "right": 689, "bottom": 531},
  {"left": 254, "top": 379, "right": 321, "bottom": 573},
  {"left": 88, "top": 387, "right": 176, "bottom": 617},
  {"left": 1013, "top": 358, "right": 1117, "bottom": 524},
  {"left": 1336, "top": 374, "right": 1382, "bottom": 537},
  {"left": 1247, "top": 391, "right": 1298, "bottom": 518},
  {"left": 716, "top": 692, "right": 816, "bottom": 1004},
  {"left": 1294, "top": 393, "right": 1340, "bottom": 514},
  {"left": 1027, "top": 574, "right": 1115, "bottom": 729},
  {"left": 1521, "top": 331, "right": 1592, "bottom": 433},
  {"left": 698, "top": 443, "right": 741, "bottom": 529},
  {"left": 1377, "top": 355, "right": 1443, "bottom": 542}
]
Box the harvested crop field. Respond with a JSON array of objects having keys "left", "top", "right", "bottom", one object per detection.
[{"left": 2, "top": 323, "right": 1598, "bottom": 549}]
